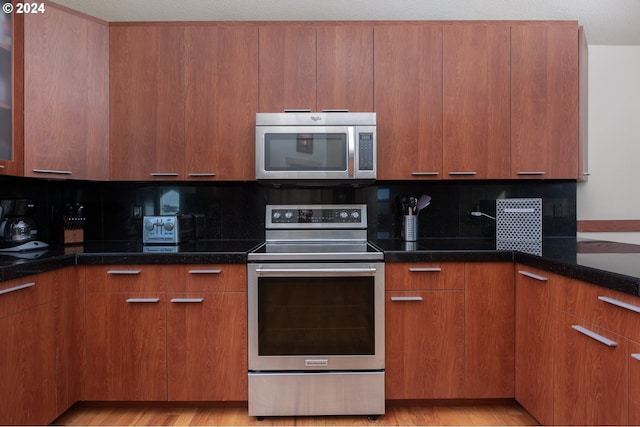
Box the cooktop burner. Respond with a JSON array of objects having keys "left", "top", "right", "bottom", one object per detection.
[{"left": 248, "top": 204, "right": 383, "bottom": 262}]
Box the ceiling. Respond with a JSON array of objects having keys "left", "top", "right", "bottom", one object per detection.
[{"left": 51, "top": 0, "right": 640, "bottom": 46}]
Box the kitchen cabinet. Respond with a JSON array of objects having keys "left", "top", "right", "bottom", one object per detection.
[
  {"left": 514, "top": 266, "right": 556, "bottom": 426},
  {"left": 85, "top": 264, "right": 247, "bottom": 402},
  {"left": 374, "top": 23, "right": 443, "bottom": 180},
  {"left": 385, "top": 262, "right": 465, "bottom": 399},
  {"left": 0, "top": 4, "right": 23, "bottom": 176},
  {"left": 554, "top": 311, "right": 627, "bottom": 426},
  {"left": 0, "top": 269, "right": 66, "bottom": 425},
  {"left": 23, "top": 4, "right": 109, "bottom": 180},
  {"left": 184, "top": 25, "right": 258, "bottom": 181},
  {"left": 464, "top": 262, "right": 514, "bottom": 398},
  {"left": 110, "top": 24, "right": 185, "bottom": 181},
  {"left": 111, "top": 24, "right": 257, "bottom": 181},
  {"left": 258, "top": 23, "right": 373, "bottom": 112},
  {"left": 167, "top": 264, "right": 247, "bottom": 401},
  {"left": 629, "top": 341, "right": 640, "bottom": 425},
  {"left": 85, "top": 265, "right": 173, "bottom": 400},
  {"left": 442, "top": 23, "right": 510, "bottom": 179},
  {"left": 511, "top": 22, "right": 580, "bottom": 179}
]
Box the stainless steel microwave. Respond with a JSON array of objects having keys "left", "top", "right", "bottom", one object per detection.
[{"left": 255, "top": 112, "right": 376, "bottom": 181}]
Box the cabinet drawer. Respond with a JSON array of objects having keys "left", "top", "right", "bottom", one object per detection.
[
  {"left": 86, "top": 265, "right": 178, "bottom": 293},
  {"left": 167, "top": 264, "right": 246, "bottom": 293},
  {"left": 385, "top": 262, "right": 464, "bottom": 290},
  {"left": 0, "top": 269, "right": 64, "bottom": 319},
  {"left": 556, "top": 276, "right": 640, "bottom": 342}
]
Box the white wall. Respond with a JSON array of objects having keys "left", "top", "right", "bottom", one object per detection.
[{"left": 577, "top": 45, "right": 640, "bottom": 243}]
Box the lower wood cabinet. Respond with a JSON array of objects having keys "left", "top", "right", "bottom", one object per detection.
[
  {"left": 554, "top": 311, "right": 628, "bottom": 426},
  {"left": 85, "top": 264, "right": 247, "bottom": 402},
  {"left": 385, "top": 263, "right": 465, "bottom": 399},
  {"left": 0, "top": 269, "right": 67, "bottom": 425}
]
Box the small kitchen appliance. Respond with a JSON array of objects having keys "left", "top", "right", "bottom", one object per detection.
[
  {"left": 0, "top": 199, "right": 48, "bottom": 251},
  {"left": 255, "top": 111, "right": 376, "bottom": 182},
  {"left": 143, "top": 214, "right": 195, "bottom": 245},
  {"left": 247, "top": 204, "right": 384, "bottom": 418}
]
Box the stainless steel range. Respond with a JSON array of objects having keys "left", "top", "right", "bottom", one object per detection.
[{"left": 247, "top": 204, "right": 385, "bottom": 418}]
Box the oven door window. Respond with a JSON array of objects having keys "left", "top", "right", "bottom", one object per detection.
[
  {"left": 258, "top": 277, "right": 375, "bottom": 356},
  {"left": 264, "top": 133, "right": 347, "bottom": 171}
]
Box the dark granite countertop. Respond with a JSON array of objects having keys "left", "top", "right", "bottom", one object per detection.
[{"left": 2, "top": 237, "right": 640, "bottom": 298}]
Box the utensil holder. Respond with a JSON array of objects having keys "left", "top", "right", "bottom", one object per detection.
[{"left": 402, "top": 215, "right": 417, "bottom": 241}]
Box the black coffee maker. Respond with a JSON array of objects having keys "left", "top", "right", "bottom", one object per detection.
[{"left": 0, "top": 199, "right": 48, "bottom": 251}]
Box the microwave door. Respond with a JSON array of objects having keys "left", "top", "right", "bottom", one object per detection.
[{"left": 257, "top": 126, "right": 350, "bottom": 180}]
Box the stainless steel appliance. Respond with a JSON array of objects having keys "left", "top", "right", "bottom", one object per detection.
[
  {"left": 0, "top": 199, "right": 48, "bottom": 252},
  {"left": 247, "top": 204, "right": 384, "bottom": 418},
  {"left": 143, "top": 215, "right": 194, "bottom": 245},
  {"left": 255, "top": 112, "right": 376, "bottom": 182}
]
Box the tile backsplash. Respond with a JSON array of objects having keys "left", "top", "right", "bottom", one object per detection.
[{"left": 0, "top": 175, "right": 576, "bottom": 244}]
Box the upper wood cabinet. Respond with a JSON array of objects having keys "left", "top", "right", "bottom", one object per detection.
[
  {"left": 259, "top": 23, "right": 373, "bottom": 112},
  {"left": 110, "top": 24, "right": 257, "bottom": 181},
  {"left": 511, "top": 22, "right": 580, "bottom": 179},
  {"left": 184, "top": 25, "right": 258, "bottom": 180},
  {"left": 374, "top": 23, "right": 443, "bottom": 180},
  {"left": 23, "top": 4, "right": 109, "bottom": 180},
  {"left": 110, "top": 24, "right": 185, "bottom": 181},
  {"left": 443, "top": 23, "right": 511, "bottom": 179},
  {"left": 0, "top": 5, "right": 23, "bottom": 176}
]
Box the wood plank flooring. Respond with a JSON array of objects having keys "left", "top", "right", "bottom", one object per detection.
[{"left": 54, "top": 401, "right": 539, "bottom": 426}]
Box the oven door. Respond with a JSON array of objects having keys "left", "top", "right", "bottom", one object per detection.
[{"left": 247, "top": 262, "right": 384, "bottom": 371}]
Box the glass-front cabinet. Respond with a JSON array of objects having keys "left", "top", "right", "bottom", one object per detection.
[{"left": 0, "top": 6, "right": 22, "bottom": 176}]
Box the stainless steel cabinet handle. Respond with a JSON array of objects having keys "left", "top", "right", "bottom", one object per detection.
[
  {"left": 126, "top": 298, "right": 160, "bottom": 303},
  {"left": 170, "top": 298, "right": 204, "bottom": 303},
  {"left": 409, "top": 267, "right": 442, "bottom": 272},
  {"left": 188, "top": 269, "right": 222, "bottom": 274},
  {"left": 32, "top": 168, "right": 72, "bottom": 175},
  {"left": 256, "top": 267, "right": 377, "bottom": 276},
  {"left": 571, "top": 324, "right": 618, "bottom": 347},
  {"left": 448, "top": 171, "right": 477, "bottom": 176},
  {"left": 411, "top": 172, "right": 439, "bottom": 176},
  {"left": 150, "top": 172, "right": 179, "bottom": 177},
  {"left": 0, "top": 165, "right": 5, "bottom": 169},
  {"left": 598, "top": 296, "right": 640, "bottom": 314},
  {"left": 390, "top": 296, "right": 424, "bottom": 302},
  {"left": 632, "top": 353, "right": 640, "bottom": 362},
  {"left": 0, "top": 282, "right": 35, "bottom": 295},
  {"left": 187, "top": 173, "right": 216, "bottom": 177},
  {"left": 107, "top": 270, "right": 142, "bottom": 275},
  {"left": 517, "top": 171, "right": 546, "bottom": 176},
  {"left": 518, "top": 270, "right": 549, "bottom": 282}
]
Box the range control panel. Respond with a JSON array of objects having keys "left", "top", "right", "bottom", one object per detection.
[{"left": 266, "top": 204, "right": 367, "bottom": 229}]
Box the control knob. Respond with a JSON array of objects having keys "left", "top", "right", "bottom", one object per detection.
[
  {"left": 144, "top": 220, "right": 155, "bottom": 231},
  {"left": 164, "top": 221, "right": 174, "bottom": 231},
  {"left": 351, "top": 211, "right": 360, "bottom": 219}
]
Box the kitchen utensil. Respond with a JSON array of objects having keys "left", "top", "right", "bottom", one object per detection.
[
  {"left": 417, "top": 195, "right": 431, "bottom": 213},
  {"left": 408, "top": 197, "right": 417, "bottom": 215}
]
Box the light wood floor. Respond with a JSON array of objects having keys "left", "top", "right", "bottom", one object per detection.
[{"left": 54, "top": 401, "right": 539, "bottom": 426}]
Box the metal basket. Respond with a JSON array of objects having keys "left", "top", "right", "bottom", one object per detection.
[{"left": 496, "top": 198, "right": 542, "bottom": 256}]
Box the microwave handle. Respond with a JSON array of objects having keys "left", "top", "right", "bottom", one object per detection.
[{"left": 348, "top": 126, "right": 355, "bottom": 177}]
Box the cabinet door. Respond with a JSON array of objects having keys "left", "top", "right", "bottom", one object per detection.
[
  {"left": 374, "top": 24, "right": 443, "bottom": 180},
  {"left": 110, "top": 25, "right": 185, "bottom": 180},
  {"left": 316, "top": 24, "right": 373, "bottom": 112},
  {"left": 85, "top": 293, "right": 167, "bottom": 401},
  {"left": 515, "top": 266, "right": 555, "bottom": 426},
  {"left": 443, "top": 23, "right": 510, "bottom": 179},
  {"left": 464, "top": 262, "right": 514, "bottom": 398},
  {"left": 386, "top": 289, "right": 465, "bottom": 399},
  {"left": 185, "top": 25, "right": 258, "bottom": 180},
  {"left": 0, "top": 8, "right": 23, "bottom": 176},
  {"left": 554, "top": 311, "right": 627, "bottom": 425},
  {"left": 258, "top": 24, "right": 316, "bottom": 112},
  {"left": 0, "top": 297, "right": 61, "bottom": 425},
  {"left": 167, "top": 291, "right": 247, "bottom": 401},
  {"left": 24, "top": 5, "right": 109, "bottom": 180},
  {"left": 629, "top": 341, "right": 640, "bottom": 425},
  {"left": 511, "top": 23, "right": 579, "bottom": 179}
]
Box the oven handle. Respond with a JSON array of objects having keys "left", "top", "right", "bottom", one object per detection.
[
  {"left": 347, "top": 126, "right": 355, "bottom": 177},
  {"left": 255, "top": 266, "right": 378, "bottom": 276}
]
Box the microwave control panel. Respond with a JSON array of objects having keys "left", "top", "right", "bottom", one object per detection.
[{"left": 358, "top": 133, "right": 375, "bottom": 171}]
